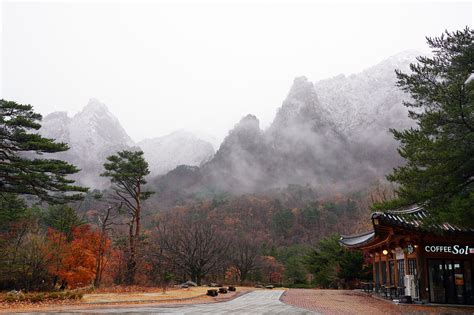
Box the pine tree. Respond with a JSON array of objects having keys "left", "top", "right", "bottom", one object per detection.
[
  {"left": 101, "top": 150, "right": 153, "bottom": 284},
  {"left": 0, "top": 100, "right": 87, "bottom": 203},
  {"left": 378, "top": 27, "right": 474, "bottom": 227}
]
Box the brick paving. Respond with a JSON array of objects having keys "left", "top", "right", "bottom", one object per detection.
[{"left": 281, "top": 289, "right": 474, "bottom": 315}]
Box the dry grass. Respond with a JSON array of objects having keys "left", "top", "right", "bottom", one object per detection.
[
  {"left": 83, "top": 286, "right": 215, "bottom": 303},
  {"left": 0, "top": 286, "right": 254, "bottom": 313}
]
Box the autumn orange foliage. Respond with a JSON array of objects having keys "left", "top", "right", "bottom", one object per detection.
[
  {"left": 46, "top": 225, "right": 111, "bottom": 289},
  {"left": 260, "top": 256, "right": 285, "bottom": 284}
]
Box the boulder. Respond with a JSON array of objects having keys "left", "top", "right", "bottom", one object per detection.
[
  {"left": 207, "top": 289, "right": 218, "bottom": 297},
  {"left": 183, "top": 281, "right": 198, "bottom": 287},
  {"left": 218, "top": 287, "right": 228, "bottom": 294}
]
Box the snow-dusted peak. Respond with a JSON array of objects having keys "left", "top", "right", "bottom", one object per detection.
[
  {"left": 43, "top": 111, "right": 69, "bottom": 121},
  {"left": 81, "top": 98, "right": 109, "bottom": 113},
  {"left": 387, "top": 49, "right": 423, "bottom": 64},
  {"left": 360, "top": 49, "right": 423, "bottom": 79},
  {"left": 139, "top": 130, "right": 201, "bottom": 147},
  {"left": 40, "top": 111, "right": 71, "bottom": 142},
  {"left": 285, "top": 76, "right": 319, "bottom": 106},
  {"left": 234, "top": 114, "right": 260, "bottom": 131},
  {"left": 70, "top": 98, "right": 133, "bottom": 146},
  {"left": 74, "top": 98, "right": 119, "bottom": 124},
  {"left": 270, "top": 75, "right": 332, "bottom": 132},
  {"left": 138, "top": 130, "right": 215, "bottom": 177},
  {"left": 314, "top": 50, "right": 419, "bottom": 135}
]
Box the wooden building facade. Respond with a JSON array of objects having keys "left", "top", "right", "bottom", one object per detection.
[{"left": 340, "top": 206, "right": 474, "bottom": 305}]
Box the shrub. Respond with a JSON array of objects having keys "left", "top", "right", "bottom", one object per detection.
[
  {"left": 0, "top": 290, "right": 83, "bottom": 303},
  {"left": 286, "top": 283, "right": 315, "bottom": 289}
]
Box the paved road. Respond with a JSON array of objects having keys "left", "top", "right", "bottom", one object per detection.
[{"left": 27, "top": 290, "right": 318, "bottom": 314}]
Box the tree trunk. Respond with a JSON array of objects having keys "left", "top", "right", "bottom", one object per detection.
[
  {"left": 191, "top": 272, "right": 198, "bottom": 285},
  {"left": 136, "top": 181, "right": 141, "bottom": 242},
  {"left": 94, "top": 232, "right": 105, "bottom": 287},
  {"left": 125, "top": 180, "right": 141, "bottom": 285},
  {"left": 240, "top": 270, "right": 248, "bottom": 283},
  {"left": 126, "top": 221, "right": 136, "bottom": 285}
]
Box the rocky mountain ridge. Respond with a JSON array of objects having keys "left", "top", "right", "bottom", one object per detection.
[
  {"left": 40, "top": 99, "right": 215, "bottom": 188},
  {"left": 40, "top": 50, "right": 420, "bottom": 193},
  {"left": 152, "top": 50, "right": 419, "bottom": 199}
]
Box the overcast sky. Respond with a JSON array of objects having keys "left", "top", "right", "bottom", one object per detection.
[{"left": 1, "top": 1, "right": 472, "bottom": 143}]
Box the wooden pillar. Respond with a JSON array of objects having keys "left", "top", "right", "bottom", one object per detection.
[
  {"left": 404, "top": 251, "right": 409, "bottom": 275},
  {"left": 385, "top": 254, "right": 390, "bottom": 285},
  {"left": 393, "top": 252, "right": 399, "bottom": 287},
  {"left": 416, "top": 242, "right": 427, "bottom": 301},
  {"left": 372, "top": 255, "right": 376, "bottom": 284},
  {"left": 378, "top": 254, "right": 384, "bottom": 285}
]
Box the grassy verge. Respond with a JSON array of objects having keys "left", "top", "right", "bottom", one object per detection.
[{"left": 0, "top": 291, "right": 83, "bottom": 303}]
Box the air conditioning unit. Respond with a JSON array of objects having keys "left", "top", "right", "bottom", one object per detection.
[{"left": 405, "top": 275, "right": 416, "bottom": 297}]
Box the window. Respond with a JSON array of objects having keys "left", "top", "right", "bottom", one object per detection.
[
  {"left": 389, "top": 261, "right": 395, "bottom": 285},
  {"left": 397, "top": 259, "right": 405, "bottom": 287},
  {"left": 381, "top": 261, "right": 387, "bottom": 284},
  {"left": 375, "top": 262, "right": 380, "bottom": 285},
  {"left": 408, "top": 258, "right": 417, "bottom": 276}
]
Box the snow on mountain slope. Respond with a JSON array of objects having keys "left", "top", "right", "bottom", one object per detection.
[
  {"left": 314, "top": 50, "right": 419, "bottom": 135},
  {"left": 40, "top": 100, "right": 215, "bottom": 188},
  {"left": 138, "top": 130, "right": 215, "bottom": 177}
]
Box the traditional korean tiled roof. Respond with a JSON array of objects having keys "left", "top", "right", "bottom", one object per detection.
[
  {"left": 340, "top": 205, "right": 474, "bottom": 249},
  {"left": 339, "top": 230, "right": 375, "bottom": 247},
  {"left": 371, "top": 205, "right": 474, "bottom": 233}
]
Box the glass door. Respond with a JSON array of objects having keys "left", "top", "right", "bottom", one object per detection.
[
  {"left": 429, "top": 260, "right": 446, "bottom": 303},
  {"left": 428, "top": 259, "right": 473, "bottom": 304},
  {"left": 465, "top": 261, "right": 473, "bottom": 304},
  {"left": 445, "top": 261, "right": 456, "bottom": 303},
  {"left": 453, "top": 261, "right": 466, "bottom": 304}
]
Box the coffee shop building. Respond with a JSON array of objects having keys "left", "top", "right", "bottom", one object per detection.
[{"left": 340, "top": 205, "right": 474, "bottom": 305}]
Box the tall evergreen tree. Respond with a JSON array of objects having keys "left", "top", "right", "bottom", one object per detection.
[
  {"left": 0, "top": 193, "right": 28, "bottom": 233},
  {"left": 377, "top": 27, "right": 474, "bottom": 227},
  {"left": 0, "top": 100, "right": 87, "bottom": 203},
  {"left": 43, "top": 204, "right": 85, "bottom": 240},
  {"left": 101, "top": 150, "right": 152, "bottom": 284}
]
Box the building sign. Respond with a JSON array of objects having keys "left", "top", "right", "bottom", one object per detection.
[{"left": 424, "top": 245, "right": 474, "bottom": 255}]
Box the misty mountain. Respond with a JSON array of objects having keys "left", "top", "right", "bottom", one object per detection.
[
  {"left": 197, "top": 76, "right": 355, "bottom": 193},
  {"left": 41, "top": 50, "right": 417, "bottom": 194},
  {"left": 315, "top": 50, "right": 417, "bottom": 135},
  {"left": 40, "top": 99, "right": 134, "bottom": 188},
  {"left": 203, "top": 114, "right": 269, "bottom": 192},
  {"left": 138, "top": 130, "right": 214, "bottom": 177},
  {"left": 40, "top": 99, "right": 215, "bottom": 188},
  {"left": 266, "top": 76, "right": 352, "bottom": 188},
  {"left": 152, "top": 51, "right": 418, "bottom": 198},
  {"left": 314, "top": 50, "right": 419, "bottom": 173}
]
